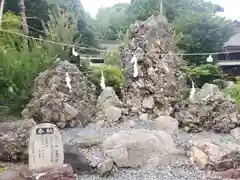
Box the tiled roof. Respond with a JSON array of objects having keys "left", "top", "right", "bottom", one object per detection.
[{"left": 224, "top": 32, "right": 240, "bottom": 47}]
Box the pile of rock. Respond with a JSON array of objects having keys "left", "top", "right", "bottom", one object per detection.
[
  {"left": 187, "top": 138, "right": 240, "bottom": 171},
  {"left": 121, "top": 14, "right": 185, "bottom": 120},
  {"left": 0, "top": 119, "right": 36, "bottom": 162},
  {"left": 22, "top": 60, "right": 96, "bottom": 129},
  {"left": 173, "top": 83, "right": 239, "bottom": 133}
]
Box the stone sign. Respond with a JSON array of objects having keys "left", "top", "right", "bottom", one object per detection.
[{"left": 28, "top": 123, "right": 64, "bottom": 172}]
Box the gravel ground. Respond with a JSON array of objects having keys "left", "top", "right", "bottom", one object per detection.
[
  {"left": 60, "top": 120, "right": 236, "bottom": 180},
  {"left": 0, "top": 120, "right": 234, "bottom": 179},
  {"left": 79, "top": 166, "right": 222, "bottom": 180}
]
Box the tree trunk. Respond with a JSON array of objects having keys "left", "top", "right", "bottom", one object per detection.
[
  {"left": 0, "top": 0, "right": 5, "bottom": 28},
  {"left": 19, "top": 0, "right": 29, "bottom": 35}
]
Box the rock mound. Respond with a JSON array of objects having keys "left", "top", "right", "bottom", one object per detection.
[
  {"left": 173, "top": 83, "right": 239, "bottom": 133},
  {"left": 121, "top": 14, "right": 185, "bottom": 119},
  {"left": 188, "top": 138, "right": 240, "bottom": 171},
  {"left": 22, "top": 60, "right": 96, "bottom": 128},
  {"left": 0, "top": 119, "right": 36, "bottom": 162}
]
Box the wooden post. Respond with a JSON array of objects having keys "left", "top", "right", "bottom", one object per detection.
[
  {"left": 0, "top": 0, "right": 5, "bottom": 28},
  {"left": 19, "top": 0, "right": 29, "bottom": 35}
]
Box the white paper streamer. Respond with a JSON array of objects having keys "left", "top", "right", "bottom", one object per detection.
[
  {"left": 201, "top": 94, "right": 210, "bottom": 101},
  {"left": 206, "top": 54, "right": 213, "bottom": 63},
  {"left": 100, "top": 70, "right": 106, "bottom": 89},
  {"left": 131, "top": 55, "right": 138, "bottom": 77},
  {"left": 162, "top": 60, "right": 169, "bottom": 72},
  {"left": 8, "top": 86, "right": 14, "bottom": 93},
  {"left": 72, "top": 46, "right": 79, "bottom": 56},
  {"left": 189, "top": 81, "right": 196, "bottom": 100},
  {"left": 65, "top": 72, "right": 72, "bottom": 91}
]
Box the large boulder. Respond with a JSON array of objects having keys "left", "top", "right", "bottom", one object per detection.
[
  {"left": 173, "top": 83, "right": 239, "bottom": 133},
  {"left": 94, "top": 87, "right": 123, "bottom": 126},
  {"left": 121, "top": 14, "right": 185, "bottom": 120},
  {"left": 22, "top": 60, "right": 96, "bottom": 128},
  {"left": 0, "top": 119, "right": 36, "bottom": 162},
  {"left": 102, "top": 129, "right": 177, "bottom": 168}
]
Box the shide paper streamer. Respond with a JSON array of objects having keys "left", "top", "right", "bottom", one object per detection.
[
  {"left": 206, "top": 54, "right": 213, "bottom": 63},
  {"left": 131, "top": 55, "right": 138, "bottom": 77},
  {"left": 189, "top": 81, "right": 196, "bottom": 100},
  {"left": 100, "top": 70, "right": 106, "bottom": 89},
  {"left": 65, "top": 72, "right": 72, "bottom": 92},
  {"left": 72, "top": 46, "right": 79, "bottom": 57}
]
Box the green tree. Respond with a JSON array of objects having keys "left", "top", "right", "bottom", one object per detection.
[
  {"left": 127, "top": 0, "right": 160, "bottom": 21},
  {"left": 0, "top": 12, "right": 60, "bottom": 114},
  {"left": 4, "top": 0, "right": 50, "bottom": 37},
  {"left": 172, "top": 12, "right": 234, "bottom": 65},
  {"left": 57, "top": 0, "right": 97, "bottom": 47},
  {"left": 93, "top": 3, "right": 130, "bottom": 40},
  {"left": 127, "top": 0, "right": 223, "bottom": 22}
]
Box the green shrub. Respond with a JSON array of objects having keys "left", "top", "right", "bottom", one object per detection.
[
  {"left": 213, "top": 79, "right": 228, "bottom": 89},
  {"left": 225, "top": 84, "right": 240, "bottom": 110},
  {"left": 0, "top": 8, "right": 77, "bottom": 115},
  {"left": 0, "top": 41, "right": 57, "bottom": 114},
  {"left": 103, "top": 48, "right": 121, "bottom": 67},
  {"left": 86, "top": 65, "right": 124, "bottom": 95},
  {"left": 187, "top": 64, "right": 224, "bottom": 88}
]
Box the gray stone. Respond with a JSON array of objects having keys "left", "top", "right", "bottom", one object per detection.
[
  {"left": 139, "top": 113, "right": 149, "bottom": 121},
  {"left": 71, "top": 137, "right": 103, "bottom": 148},
  {"left": 153, "top": 116, "right": 179, "bottom": 134},
  {"left": 197, "top": 83, "right": 220, "bottom": 100},
  {"left": 96, "top": 87, "right": 122, "bottom": 108},
  {"left": 102, "top": 129, "right": 176, "bottom": 168},
  {"left": 230, "top": 128, "right": 240, "bottom": 141},
  {"left": 227, "top": 81, "right": 235, "bottom": 88},
  {"left": 95, "top": 87, "right": 122, "bottom": 126},
  {"left": 144, "top": 157, "right": 160, "bottom": 169},
  {"left": 142, "top": 96, "right": 155, "bottom": 109},
  {"left": 64, "top": 144, "right": 93, "bottom": 174},
  {"left": 28, "top": 123, "right": 64, "bottom": 172},
  {"left": 63, "top": 103, "right": 78, "bottom": 121},
  {"left": 97, "top": 159, "right": 114, "bottom": 177}
]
